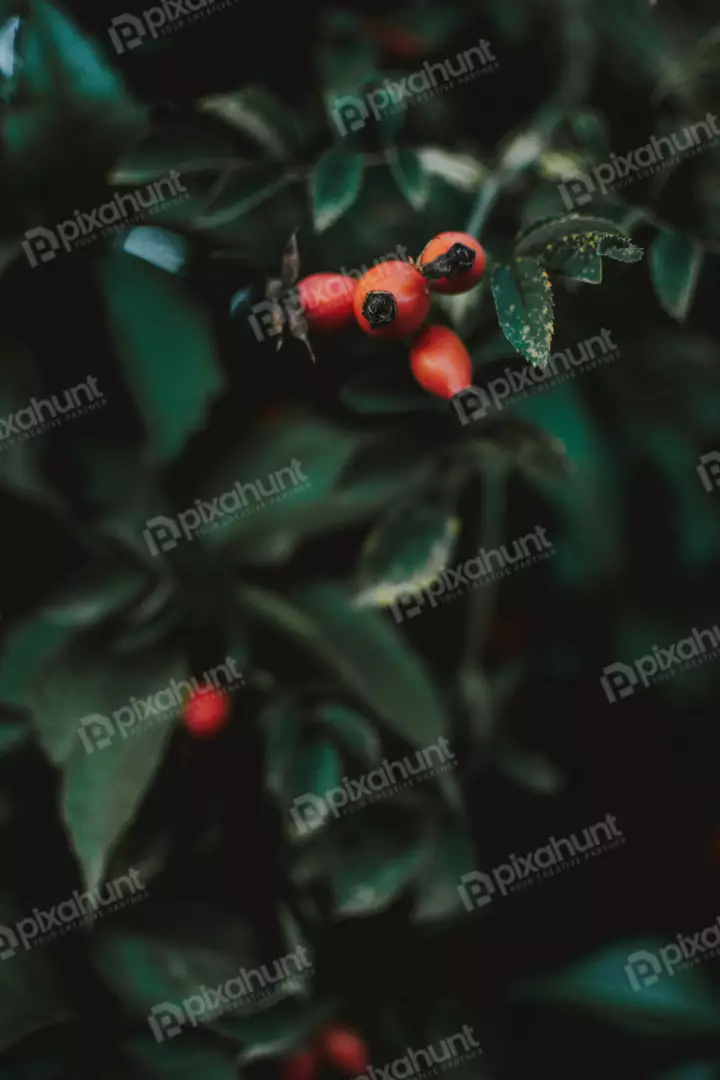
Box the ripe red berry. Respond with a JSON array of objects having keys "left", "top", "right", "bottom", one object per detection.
[
  {"left": 296, "top": 274, "right": 356, "bottom": 333},
  {"left": 409, "top": 325, "right": 473, "bottom": 400},
  {"left": 418, "top": 232, "right": 486, "bottom": 295},
  {"left": 319, "top": 1025, "right": 370, "bottom": 1076},
  {"left": 183, "top": 687, "right": 230, "bottom": 738},
  {"left": 353, "top": 261, "right": 429, "bottom": 339},
  {"left": 283, "top": 1050, "right": 318, "bottom": 1080}
]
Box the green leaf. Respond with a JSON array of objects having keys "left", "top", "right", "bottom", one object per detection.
[
  {"left": 310, "top": 147, "right": 364, "bottom": 233},
  {"left": 516, "top": 215, "right": 644, "bottom": 279},
  {"left": 193, "top": 164, "right": 294, "bottom": 231},
  {"left": 514, "top": 213, "right": 628, "bottom": 253},
  {"left": 411, "top": 821, "right": 477, "bottom": 923},
  {"left": 197, "top": 87, "right": 297, "bottom": 160},
  {"left": 32, "top": 634, "right": 184, "bottom": 890},
  {"left": 546, "top": 247, "right": 603, "bottom": 284},
  {"left": 261, "top": 697, "right": 306, "bottom": 804},
  {"left": 598, "top": 235, "right": 644, "bottom": 262},
  {"left": 0, "top": 891, "right": 73, "bottom": 1055},
  {"left": 386, "top": 148, "right": 430, "bottom": 210},
  {"left": 4, "top": 0, "right": 146, "bottom": 183},
  {"left": 491, "top": 258, "right": 555, "bottom": 368},
  {"left": 283, "top": 734, "right": 345, "bottom": 843},
  {"left": 94, "top": 907, "right": 310, "bottom": 1022},
  {"left": 354, "top": 499, "right": 460, "bottom": 610},
  {"left": 96, "top": 250, "right": 225, "bottom": 467},
  {"left": 215, "top": 996, "right": 337, "bottom": 1063},
  {"left": 191, "top": 410, "right": 363, "bottom": 561},
  {"left": 514, "top": 940, "right": 720, "bottom": 1035},
  {"left": 315, "top": 704, "right": 382, "bottom": 767},
  {"left": 0, "top": 716, "right": 29, "bottom": 756},
  {"left": 237, "top": 582, "right": 450, "bottom": 750},
  {"left": 121, "top": 1029, "right": 240, "bottom": 1080},
  {"left": 0, "top": 338, "right": 56, "bottom": 501},
  {"left": 650, "top": 229, "right": 703, "bottom": 321},
  {"left": 496, "top": 738, "right": 565, "bottom": 794},
  {"left": 329, "top": 814, "right": 432, "bottom": 917},
  {"left": 111, "top": 123, "right": 243, "bottom": 184}
]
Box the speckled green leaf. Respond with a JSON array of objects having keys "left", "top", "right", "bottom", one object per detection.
[{"left": 491, "top": 258, "right": 555, "bottom": 368}]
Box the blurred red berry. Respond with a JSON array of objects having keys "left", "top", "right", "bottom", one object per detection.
[
  {"left": 297, "top": 273, "right": 356, "bottom": 333},
  {"left": 183, "top": 687, "right": 230, "bottom": 738},
  {"left": 410, "top": 325, "right": 473, "bottom": 400},
  {"left": 319, "top": 1025, "right": 370, "bottom": 1076},
  {"left": 283, "top": 1050, "right": 318, "bottom": 1080},
  {"left": 418, "top": 232, "right": 486, "bottom": 294}
]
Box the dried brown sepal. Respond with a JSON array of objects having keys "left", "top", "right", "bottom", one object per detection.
[
  {"left": 287, "top": 306, "right": 316, "bottom": 363},
  {"left": 281, "top": 230, "right": 301, "bottom": 288}
]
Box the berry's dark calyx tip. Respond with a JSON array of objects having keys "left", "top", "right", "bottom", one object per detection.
[
  {"left": 448, "top": 242, "right": 476, "bottom": 271},
  {"left": 363, "top": 290, "right": 397, "bottom": 329},
  {"left": 423, "top": 243, "right": 476, "bottom": 280}
]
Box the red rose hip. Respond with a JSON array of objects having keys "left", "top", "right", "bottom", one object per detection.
[
  {"left": 296, "top": 274, "right": 356, "bottom": 333},
  {"left": 353, "top": 261, "right": 430, "bottom": 339},
  {"left": 410, "top": 325, "right": 473, "bottom": 400},
  {"left": 418, "top": 232, "right": 486, "bottom": 295}
]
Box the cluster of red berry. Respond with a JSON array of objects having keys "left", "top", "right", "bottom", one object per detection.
[
  {"left": 284, "top": 1024, "right": 370, "bottom": 1080},
  {"left": 298, "top": 231, "right": 486, "bottom": 401}
]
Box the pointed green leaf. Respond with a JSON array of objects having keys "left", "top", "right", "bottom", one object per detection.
[
  {"left": 311, "top": 148, "right": 364, "bottom": 232},
  {"left": 514, "top": 940, "right": 720, "bottom": 1035},
  {"left": 237, "top": 582, "right": 449, "bottom": 750},
  {"left": 330, "top": 816, "right": 432, "bottom": 917},
  {"left": 387, "top": 148, "right": 430, "bottom": 210},
  {"left": 97, "top": 250, "right": 225, "bottom": 466},
  {"left": 491, "top": 258, "right": 555, "bottom": 368},
  {"left": 650, "top": 228, "right": 703, "bottom": 321},
  {"left": 315, "top": 705, "right": 382, "bottom": 766},
  {"left": 121, "top": 1030, "right": 240, "bottom": 1080},
  {"left": 32, "top": 633, "right": 184, "bottom": 890},
  {"left": 354, "top": 500, "right": 459, "bottom": 610},
  {"left": 412, "top": 821, "right": 476, "bottom": 923},
  {"left": 0, "top": 891, "right": 73, "bottom": 1055}
]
